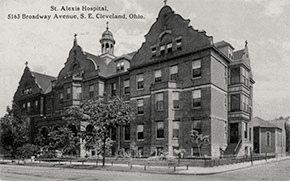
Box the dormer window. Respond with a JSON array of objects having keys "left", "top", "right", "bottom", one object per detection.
[
  {"left": 116, "top": 62, "right": 125, "bottom": 72},
  {"left": 120, "top": 62, "right": 124, "bottom": 70},
  {"left": 176, "top": 37, "right": 182, "bottom": 50}
]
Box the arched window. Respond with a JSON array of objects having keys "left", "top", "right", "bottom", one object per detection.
[
  {"left": 265, "top": 131, "right": 271, "bottom": 147},
  {"left": 86, "top": 124, "right": 94, "bottom": 136},
  {"left": 40, "top": 127, "right": 49, "bottom": 138}
]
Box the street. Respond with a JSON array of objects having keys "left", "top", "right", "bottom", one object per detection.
[{"left": 0, "top": 159, "right": 289, "bottom": 181}]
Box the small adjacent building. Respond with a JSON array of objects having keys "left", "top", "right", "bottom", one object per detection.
[{"left": 253, "top": 117, "right": 285, "bottom": 155}]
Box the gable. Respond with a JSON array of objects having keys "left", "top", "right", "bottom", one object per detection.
[
  {"left": 14, "top": 67, "right": 54, "bottom": 100},
  {"left": 131, "top": 6, "right": 213, "bottom": 69}
]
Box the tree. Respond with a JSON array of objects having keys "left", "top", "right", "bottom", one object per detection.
[
  {"left": 34, "top": 126, "right": 80, "bottom": 158},
  {"left": 0, "top": 104, "right": 31, "bottom": 158},
  {"left": 189, "top": 130, "right": 210, "bottom": 157},
  {"left": 65, "top": 96, "right": 134, "bottom": 166}
]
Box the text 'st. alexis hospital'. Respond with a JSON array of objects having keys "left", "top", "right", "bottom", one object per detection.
[{"left": 13, "top": 4, "right": 254, "bottom": 158}]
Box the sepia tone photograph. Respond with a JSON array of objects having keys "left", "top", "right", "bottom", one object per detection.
[{"left": 0, "top": 0, "right": 289, "bottom": 180}]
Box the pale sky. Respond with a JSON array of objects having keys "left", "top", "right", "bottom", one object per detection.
[{"left": 0, "top": 0, "right": 289, "bottom": 120}]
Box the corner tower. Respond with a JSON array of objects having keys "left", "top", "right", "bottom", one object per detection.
[{"left": 100, "top": 22, "right": 115, "bottom": 55}]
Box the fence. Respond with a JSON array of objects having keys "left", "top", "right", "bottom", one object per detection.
[{"left": 0, "top": 152, "right": 284, "bottom": 171}]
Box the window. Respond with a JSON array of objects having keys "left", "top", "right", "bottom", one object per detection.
[
  {"left": 74, "top": 86, "right": 82, "bottom": 100},
  {"left": 172, "top": 120, "right": 180, "bottom": 139},
  {"left": 224, "top": 122, "right": 227, "bottom": 139},
  {"left": 241, "top": 67, "right": 249, "bottom": 86},
  {"left": 22, "top": 88, "right": 32, "bottom": 95},
  {"left": 224, "top": 94, "right": 227, "bottom": 112},
  {"left": 241, "top": 95, "right": 248, "bottom": 112},
  {"left": 249, "top": 128, "right": 251, "bottom": 141},
  {"left": 27, "top": 102, "right": 31, "bottom": 112},
  {"left": 192, "top": 119, "right": 201, "bottom": 134},
  {"left": 192, "top": 89, "right": 201, "bottom": 108},
  {"left": 66, "top": 87, "right": 71, "bottom": 99},
  {"left": 111, "top": 83, "right": 116, "bottom": 96},
  {"left": 230, "top": 67, "right": 240, "bottom": 84},
  {"left": 35, "top": 100, "right": 38, "bottom": 108},
  {"left": 173, "top": 91, "right": 180, "bottom": 109},
  {"left": 244, "top": 122, "right": 248, "bottom": 139},
  {"left": 137, "top": 99, "right": 144, "bottom": 115},
  {"left": 137, "top": 74, "right": 144, "bottom": 90},
  {"left": 99, "top": 82, "right": 104, "bottom": 97},
  {"left": 138, "top": 147, "right": 144, "bottom": 157},
  {"left": 124, "top": 125, "right": 130, "bottom": 141},
  {"left": 170, "top": 65, "right": 178, "bottom": 81},
  {"left": 154, "top": 69, "right": 162, "bottom": 83},
  {"left": 151, "top": 46, "right": 157, "bottom": 57},
  {"left": 111, "top": 127, "right": 117, "bottom": 141},
  {"left": 120, "top": 62, "right": 125, "bottom": 71},
  {"left": 157, "top": 147, "right": 164, "bottom": 156},
  {"left": 160, "top": 45, "right": 165, "bottom": 55},
  {"left": 176, "top": 37, "right": 182, "bottom": 50},
  {"left": 266, "top": 132, "right": 271, "bottom": 146},
  {"left": 137, "top": 125, "right": 144, "bottom": 140},
  {"left": 60, "top": 92, "right": 63, "bottom": 102},
  {"left": 192, "top": 60, "right": 201, "bottom": 78},
  {"left": 224, "top": 66, "right": 227, "bottom": 84},
  {"left": 89, "top": 85, "right": 94, "bottom": 98},
  {"left": 124, "top": 80, "right": 130, "bottom": 95},
  {"left": 117, "top": 62, "right": 124, "bottom": 71},
  {"left": 155, "top": 92, "right": 164, "bottom": 111},
  {"left": 167, "top": 42, "right": 173, "bottom": 53},
  {"left": 156, "top": 121, "right": 164, "bottom": 139},
  {"left": 230, "top": 94, "right": 240, "bottom": 111}
]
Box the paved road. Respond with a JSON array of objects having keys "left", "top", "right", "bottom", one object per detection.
[{"left": 0, "top": 159, "right": 289, "bottom": 181}]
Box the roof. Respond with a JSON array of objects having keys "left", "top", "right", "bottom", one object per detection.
[
  {"left": 85, "top": 52, "right": 109, "bottom": 77},
  {"left": 233, "top": 49, "right": 245, "bottom": 60},
  {"left": 253, "top": 117, "right": 281, "bottom": 129},
  {"left": 31, "top": 71, "right": 56, "bottom": 93},
  {"left": 114, "top": 51, "right": 136, "bottom": 62},
  {"left": 85, "top": 51, "right": 135, "bottom": 77},
  {"left": 214, "top": 40, "right": 235, "bottom": 50}
]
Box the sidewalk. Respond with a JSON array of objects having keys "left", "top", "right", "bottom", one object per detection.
[{"left": 1, "top": 156, "right": 289, "bottom": 175}]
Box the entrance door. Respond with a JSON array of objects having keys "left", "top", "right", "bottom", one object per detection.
[{"left": 230, "top": 123, "right": 239, "bottom": 143}]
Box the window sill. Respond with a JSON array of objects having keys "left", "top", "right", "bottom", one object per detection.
[
  {"left": 136, "top": 88, "right": 144, "bottom": 91},
  {"left": 172, "top": 137, "right": 179, "bottom": 140},
  {"left": 155, "top": 109, "right": 164, "bottom": 112},
  {"left": 156, "top": 138, "right": 165, "bottom": 140},
  {"left": 172, "top": 108, "right": 180, "bottom": 111},
  {"left": 137, "top": 113, "right": 144, "bottom": 116},
  {"left": 192, "top": 106, "right": 201, "bottom": 109},
  {"left": 137, "top": 139, "right": 144, "bottom": 141},
  {"left": 191, "top": 76, "right": 201, "bottom": 80}
]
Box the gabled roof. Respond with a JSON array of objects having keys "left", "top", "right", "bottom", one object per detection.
[
  {"left": 253, "top": 117, "right": 281, "bottom": 129},
  {"left": 214, "top": 40, "right": 235, "bottom": 50},
  {"left": 114, "top": 51, "right": 136, "bottom": 62},
  {"left": 31, "top": 71, "right": 56, "bottom": 93},
  {"left": 233, "top": 49, "right": 245, "bottom": 60}
]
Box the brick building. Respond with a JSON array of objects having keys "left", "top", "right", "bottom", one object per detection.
[{"left": 13, "top": 5, "right": 254, "bottom": 158}]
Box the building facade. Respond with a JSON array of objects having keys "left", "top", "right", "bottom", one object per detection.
[
  {"left": 253, "top": 117, "right": 286, "bottom": 155},
  {"left": 13, "top": 5, "right": 254, "bottom": 158}
]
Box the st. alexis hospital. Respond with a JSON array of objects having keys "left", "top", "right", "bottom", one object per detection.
[{"left": 13, "top": 4, "right": 254, "bottom": 158}]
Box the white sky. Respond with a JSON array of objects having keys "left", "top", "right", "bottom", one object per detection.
[{"left": 0, "top": 0, "right": 289, "bottom": 120}]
